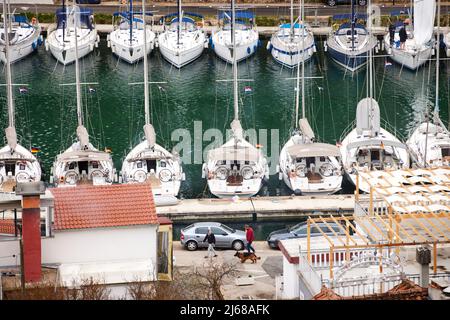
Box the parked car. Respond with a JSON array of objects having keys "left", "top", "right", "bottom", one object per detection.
[
  {"left": 180, "top": 222, "right": 247, "bottom": 251},
  {"left": 267, "top": 221, "right": 346, "bottom": 249},
  {"left": 326, "top": 0, "right": 367, "bottom": 6}
]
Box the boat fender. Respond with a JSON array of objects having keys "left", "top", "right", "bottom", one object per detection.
[
  {"left": 32, "top": 41, "right": 37, "bottom": 50},
  {"left": 324, "top": 41, "right": 327, "bottom": 52},
  {"left": 49, "top": 175, "right": 54, "bottom": 184},
  {"left": 266, "top": 41, "right": 271, "bottom": 51},
  {"left": 258, "top": 39, "right": 261, "bottom": 47},
  {"left": 447, "top": 49, "right": 450, "bottom": 57},
  {"left": 247, "top": 47, "right": 251, "bottom": 54},
  {"left": 253, "top": 45, "right": 257, "bottom": 52},
  {"left": 182, "top": 172, "right": 186, "bottom": 181},
  {"left": 294, "top": 189, "right": 302, "bottom": 196},
  {"left": 96, "top": 34, "right": 100, "bottom": 44},
  {"left": 375, "top": 45, "right": 379, "bottom": 53},
  {"left": 44, "top": 39, "right": 49, "bottom": 51},
  {"left": 150, "top": 42, "right": 154, "bottom": 50},
  {"left": 313, "top": 45, "right": 317, "bottom": 53},
  {"left": 204, "top": 39, "right": 208, "bottom": 49},
  {"left": 90, "top": 43, "right": 94, "bottom": 51},
  {"left": 38, "top": 35, "right": 43, "bottom": 46},
  {"left": 387, "top": 47, "right": 392, "bottom": 55},
  {"left": 201, "top": 163, "right": 206, "bottom": 179},
  {"left": 95, "top": 41, "right": 99, "bottom": 48},
  {"left": 107, "top": 39, "right": 111, "bottom": 48},
  {"left": 432, "top": 48, "right": 435, "bottom": 56}
]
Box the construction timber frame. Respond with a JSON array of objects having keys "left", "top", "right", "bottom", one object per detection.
[{"left": 306, "top": 167, "right": 450, "bottom": 279}]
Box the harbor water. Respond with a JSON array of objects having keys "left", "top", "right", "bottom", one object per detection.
[{"left": 0, "top": 39, "right": 448, "bottom": 199}]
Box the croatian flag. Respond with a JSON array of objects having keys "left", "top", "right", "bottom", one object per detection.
[
  {"left": 88, "top": 87, "right": 96, "bottom": 93},
  {"left": 385, "top": 61, "right": 393, "bottom": 67},
  {"left": 244, "top": 86, "right": 252, "bottom": 93},
  {"left": 19, "top": 87, "right": 28, "bottom": 94}
]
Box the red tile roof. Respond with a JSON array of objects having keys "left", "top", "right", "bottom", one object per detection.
[{"left": 50, "top": 183, "right": 158, "bottom": 231}]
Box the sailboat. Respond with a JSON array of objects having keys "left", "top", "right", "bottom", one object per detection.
[
  {"left": 202, "top": 0, "right": 268, "bottom": 199},
  {"left": 107, "top": 0, "right": 156, "bottom": 64},
  {"left": 383, "top": 0, "right": 435, "bottom": 70},
  {"left": 406, "top": 1, "right": 450, "bottom": 167},
  {"left": 51, "top": 6, "right": 114, "bottom": 187},
  {"left": 277, "top": 0, "right": 343, "bottom": 195},
  {"left": 267, "top": 0, "right": 316, "bottom": 68},
  {"left": 325, "top": 1, "right": 377, "bottom": 72},
  {"left": 121, "top": 0, "right": 184, "bottom": 197},
  {"left": 157, "top": 0, "right": 207, "bottom": 68},
  {"left": 0, "top": 1, "right": 43, "bottom": 64},
  {"left": 0, "top": 0, "right": 41, "bottom": 192},
  {"left": 339, "top": 0, "right": 410, "bottom": 193},
  {"left": 211, "top": 4, "right": 259, "bottom": 63},
  {"left": 45, "top": 0, "right": 99, "bottom": 65}
]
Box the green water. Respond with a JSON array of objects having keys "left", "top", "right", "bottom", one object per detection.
[{"left": 1, "top": 39, "right": 449, "bottom": 199}]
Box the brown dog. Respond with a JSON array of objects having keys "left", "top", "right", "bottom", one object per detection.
[{"left": 234, "top": 251, "right": 261, "bottom": 263}]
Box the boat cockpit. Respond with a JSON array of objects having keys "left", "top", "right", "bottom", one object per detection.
[
  {"left": 354, "top": 146, "right": 402, "bottom": 171},
  {"left": 212, "top": 160, "right": 257, "bottom": 186},
  {"left": 289, "top": 155, "right": 339, "bottom": 183}
]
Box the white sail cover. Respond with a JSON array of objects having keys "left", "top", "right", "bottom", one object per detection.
[
  {"left": 356, "top": 97, "right": 380, "bottom": 135},
  {"left": 414, "top": 0, "right": 436, "bottom": 45}
]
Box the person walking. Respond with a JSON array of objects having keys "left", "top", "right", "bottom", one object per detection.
[
  {"left": 203, "top": 228, "right": 217, "bottom": 258},
  {"left": 244, "top": 224, "right": 255, "bottom": 254}
]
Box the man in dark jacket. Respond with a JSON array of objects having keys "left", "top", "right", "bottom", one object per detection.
[
  {"left": 203, "top": 228, "right": 218, "bottom": 258},
  {"left": 245, "top": 224, "right": 255, "bottom": 254},
  {"left": 399, "top": 22, "right": 408, "bottom": 50}
]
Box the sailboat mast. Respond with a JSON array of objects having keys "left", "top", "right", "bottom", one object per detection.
[
  {"left": 129, "top": 0, "right": 133, "bottom": 46},
  {"left": 142, "top": 0, "right": 150, "bottom": 125},
  {"left": 3, "top": 0, "right": 14, "bottom": 128},
  {"left": 290, "top": 0, "right": 294, "bottom": 41},
  {"left": 232, "top": 0, "right": 238, "bottom": 121},
  {"left": 301, "top": 0, "right": 305, "bottom": 119},
  {"left": 177, "top": 0, "right": 181, "bottom": 45},
  {"left": 351, "top": 0, "right": 355, "bottom": 50},
  {"left": 434, "top": 0, "right": 440, "bottom": 115},
  {"left": 74, "top": 7, "right": 83, "bottom": 127}
]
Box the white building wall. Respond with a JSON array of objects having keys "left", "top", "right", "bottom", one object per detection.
[
  {"left": 282, "top": 257, "right": 299, "bottom": 299},
  {"left": 0, "top": 225, "right": 158, "bottom": 274}
]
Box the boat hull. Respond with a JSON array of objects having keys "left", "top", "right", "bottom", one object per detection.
[
  {"left": 0, "top": 26, "right": 42, "bottom": 64},
  {"left": 384, "top": 35, "right": 433, "bottom": 70},
  {"left": 211, "top": 30, "right": 259, "bottom": 63},
  {"left": 108, "top": 27, "right": 155, "bottom": 64},
  {"left": 327, "top": 45, "right": 368, "bottom": 72}
]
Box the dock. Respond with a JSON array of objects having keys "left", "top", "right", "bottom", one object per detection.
[{"left": 156, "top": 194, "right": 354, "bottom": 222}]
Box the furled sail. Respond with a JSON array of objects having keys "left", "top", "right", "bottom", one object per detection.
[{"left": 413, "top": 0, "right": 436, "bottom": 45}]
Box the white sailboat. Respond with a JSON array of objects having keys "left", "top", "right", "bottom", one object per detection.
[
  {"left": 325, "top": 3, "right": 377, "bottom": 72},
  {"left": 157, "top": 0, "right": 207, "bottom": 68},
  {"left": 267, "top": 0, "right": 316, "bottom": 68},
  {"left": 0, "top": 2, "right": 43, "bottom": 64},
  {"left": 121, "top": 0, "right": 184, "bottom": 197},
  {"left": 407, "top": 1, "right": 450, "bottom": 167},
  {"left": 277, "top": 0, "right": 343, "bottom": 195},
  {"left": 383, "top": 0, "right": 435, "bottom": 70},
  {"left": 211, "top": 3, "right": 259, "bottom": 63},
  {"left": 107, "top": 0, "right": 156, "bottom": 64},
  {"left": 51, "top": 7, "right": 114, "bottom": 187},
  {"left": 45, "top": 1, "right": 99, "bottom": 65},
  {"left": 202, "top": 0, "right": 268, "bottom": 199},
  {"left": 339, "top": 1, "right": 410, "bottom": 193},
  {"left": 0, "top": 0, "right": 41, "bottom": 192}
]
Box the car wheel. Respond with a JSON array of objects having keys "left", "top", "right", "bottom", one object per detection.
[
  {"left": 327, "top": 0, "right": 336, "bottom": 6},
  {"left": 232, "top": 240, "right": 244, "bottom": 251},
  {"left": 358, "top": 0, "right": 367, "bottom": 5},
  {"left": 186, "top": 240, "right": 198, "bottom": 251}
]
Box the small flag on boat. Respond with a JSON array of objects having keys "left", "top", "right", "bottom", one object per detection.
[
  {"left": 19, "top": 87, "right": 28, "bottom": 94},
  {"left": 104, "top": 147, "right": 112, "bottom": 153},
  {"left": 158, "top": 85, "right": 165, "bottom": 92},
  {"left": 385, "top": 61, "right": 392, "bottom": 67},
  {"left": 317, "top": 86, "right": 324, "bottom": 91},
  {"left": 30, "top": 146, "right": 41, "bottom": 154},
  {"left": 88, "top": 87, "right": 96, "bottom": 93},
  {"left": 380, "top": 141, "right": 385, "bottom": 149},
  {"left": 256, "top": 144, "right": 263, "bottom": 148},
  {"left": 244, "top": 86, "right": 252, "bottom": 93}
]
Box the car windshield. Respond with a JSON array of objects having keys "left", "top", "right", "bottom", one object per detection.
[
  {"left": 220, "top": 224, "right": 235, "bottom": 233},
  {"left": 289, "top": 223, "right": 305, "bottom": 232}
]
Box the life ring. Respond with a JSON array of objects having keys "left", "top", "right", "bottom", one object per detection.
[{"left": 31, "top": 17, "right": 37, "bottom": 25}]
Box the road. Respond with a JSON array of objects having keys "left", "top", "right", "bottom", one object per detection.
[{"left": 10, "top": 2, "right": 450, "bottom": 17}]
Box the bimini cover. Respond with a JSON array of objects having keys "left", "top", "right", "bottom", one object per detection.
[
  {"left": 287, "top": 143, "right": 341, "bottom": 158},
  {"left": 208, "top": 146, "right": 260, "bottom": 162},
  {"left": 414, "top": 0, "right": 436, "bottom": 45},
  {"left": 356, "top": 97, "right": 380, "bottom": 135},
  {"left": 56, "top": 7, "right": 94, "bottom": 30}
]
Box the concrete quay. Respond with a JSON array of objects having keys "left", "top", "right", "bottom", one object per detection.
[{"left": 156, "top": 194, "right": 354, "bottom": 221}]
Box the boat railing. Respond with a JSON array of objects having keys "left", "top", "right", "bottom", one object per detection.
[
  {"left": 380, "top": 118, "right": 406, "bottom": 143},
  {"left": 339, "top": 119, "right": 355, "bottom": 142}
]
